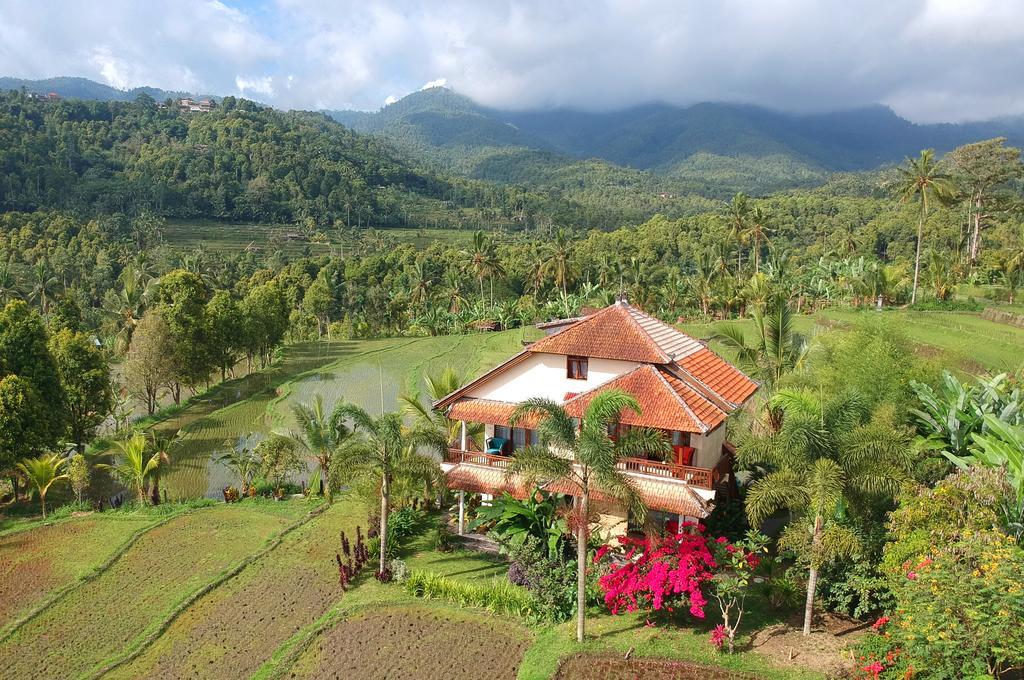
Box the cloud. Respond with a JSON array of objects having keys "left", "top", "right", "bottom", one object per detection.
[
  {"left": 384, "top": 94, "right": 399, "bottom": 105},
  {"left": 1, "top": 0, "right": 1023, "bottom": 121},
  {"left": 421, "top": 78, "right": 447, "bottom": 90}
]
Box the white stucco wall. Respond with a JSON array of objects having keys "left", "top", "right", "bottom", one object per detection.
[{"left": 467, "top": 353, "right": 638, "bottom": 403}]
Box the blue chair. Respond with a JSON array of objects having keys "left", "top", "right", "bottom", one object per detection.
[{"left": 485, "top": 436, "right": 508, "bottom": 455}]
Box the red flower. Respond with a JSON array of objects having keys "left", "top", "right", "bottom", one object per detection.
[
  {"left": 709, "top": 624, "right": 727, "bottom": 650},
  {"left": 872, "top": 616, "right": 890, "bottom": 630},
  {"left": 862, "top": 660, "right": 884, "bottom": 679},
  {"left": 715, "top": 536, "right": 729, "bottom": 544}
]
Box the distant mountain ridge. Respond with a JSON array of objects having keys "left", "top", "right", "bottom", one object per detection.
[
  {"left": 326, "top": 87, "right": 1024, "bottom": 194},
  {"left": 0, "top": 76, "right": 218, "bottom": 104}
]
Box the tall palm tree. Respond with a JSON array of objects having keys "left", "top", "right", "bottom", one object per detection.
[
  {"left": 28, "top": 257, "right": 59, "bottom": 315},
  {"left": 147, "top": 429, "right": 178, "bottom": 505},
  {"left": 289, "top": 394, "right": 351, "bottom": 503},
  {"left": 542, "top": 228, "right": 572, "bottom": 297},
  {"left": 0, "top": 259, "right": 24, "bottom": 304},
  {"left": 727, "top": 193, "right": 751, "bottom": 274},
  {"left": 743, "top": 206, "right": 775, "bottom": 274},
  {"left": 18, "top": 453, "right": 69, "bottom": 518},
  {"left": 462, "top": 230, "right": 502, "bottom": 307},
  {"left": 715, "top": 294, "right": 807, "bottom": 390},
  {"left": 407, "top": 258, "right": 434, "bottom": 312},
  {"left": 892, "top": 150, "right": 957, "bottom": 304},
  {"left": 399, "top": 367, "right": 484, "bottom": 448},
  {"left": 110, "top": 432, "right": 166, "bottom": 503},
  {"left": 741, "top": 390, "right": 912, "bottom": 635},
  {"left": 330, "top": 405, "right": 446, "bottom": 574},
  {"left": 508, "top": 390, "right": 669, "bottom": 642},
  {"left": 690, "top": 249, "right": 719, "bottom": 316}
]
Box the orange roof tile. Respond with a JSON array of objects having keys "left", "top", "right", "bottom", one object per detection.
[
  {"left": 444, "top": 464, "right": 712, "bottom": 517},
  {"left": 562, "top": 364, "right": 725, "bottom": 432},
  {"left": 529, "top": 304, "right": 671, "bottom": 363},
  {"left": 446, "top": 399, "right": 541, "bottom": 428},
  {"left": 675, "top": 347, "right": 759, "bottom": 406}
]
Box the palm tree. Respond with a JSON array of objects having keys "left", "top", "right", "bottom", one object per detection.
[
  {"left": 462, "top": 230, "right": 502, "bottom": 307},
  {"left": 690, "top": 249, "right": 719, "bottom": 316},
  {"left": 110, "top": 432, "right": 166, "bottom": 503},
  {"left": 407, "top": 258, "right": 434, "bottom": 312},
  {"left": 727, "top": 193, "right": 751, "bottom": 273},
  {"left": 330, "top": 405, "right": 446, "bottom": 574},
  {"left": 892, "top": 150, "right": 957, "bottom": 304},
  {"left": 18, "top": 453, "right": 69, "bottom": 518},
  {"left": 289, "top": 395, "right": 350, "bottom": 503},
  {"left": 399, "top": 367, "right": 484, "bottom": 448},
  {"left": 216, "top": 434, "right": 261, "bottom": 496},
  {"left": 542, "top": 228, "right": 572, "bottom": 297},
  {"left": 0, "top": 259, "right": 24, "bottom": 304},
  {"left": 714, "top": 294, "right": 808, "bottom": 390},
  {"left": 27, "top": 257, "right": 59, "bottom": 315},
  {"left": 508, "top": 390, "right": 669, "bottom": 642},
  {"left": 743, "top": 206, "right": 775, "bottom": 274},
  {"left": 741, "top": 390, "right": 912, "bottom": 635},
  {"left": 147, "top": 429, "right": 178, "bottom": 504}
]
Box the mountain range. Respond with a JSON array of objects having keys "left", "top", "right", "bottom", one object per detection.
[{"left": 0, "top": 76, "right": 218, "bottom": 105}]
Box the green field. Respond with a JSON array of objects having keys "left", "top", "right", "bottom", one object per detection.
[{"left": 164, "top": 329, "right": 537, "bottom": 499}]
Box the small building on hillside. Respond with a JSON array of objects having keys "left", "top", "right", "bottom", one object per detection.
[
  {"left": 435, "top": 299, "right": 759, "bottom": 538},
  {"left": 178, "top": 97, "right": 215, "bottom": 113}
]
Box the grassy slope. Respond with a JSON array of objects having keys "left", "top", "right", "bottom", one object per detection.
[{"left": 0, "top": 501, "right": 308, "bottom": 678}]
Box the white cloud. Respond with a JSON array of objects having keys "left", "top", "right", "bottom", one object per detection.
[
  {"left": 421, "top": 78, "right": 447, "bottom": 90},
  {"left": 1, "top": 0, "right": 1023, "bottom": 121},
  {"left": 235, "top": 75, "right": 275, "bottom": 96},
  {"left": 384, "top": 94, "right": 398, "bottom": 105}
]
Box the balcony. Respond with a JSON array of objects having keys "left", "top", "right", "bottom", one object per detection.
[{"left": 443, "top": 447, "right": 731, "bottom": 490}]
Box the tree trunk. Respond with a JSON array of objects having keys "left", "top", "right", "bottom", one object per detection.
[
  {"left": 576, "top": 491, "right": 589, "bottom": 643},
  {"left": 379, "top": 474, "right": 389, "bottom": 575},
  {"left": 803, "top": 514, "right": 823, "bottom": 636},
  {"left": 911, "top": 214, "right": 924, "bottom": 304},
  {"left": 40, "top": 493, "right": 46, "bottom": 519},
  {"left": 970, "top": 194, "right": 982, "bottom": 264},
  {"left": 322, "top": 460, "right": 332, "bottom": 504}
]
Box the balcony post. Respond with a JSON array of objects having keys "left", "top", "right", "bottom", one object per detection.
[
  {"left": 460, "top": 420, "right": 467, "bottom": 451},
  {"left": 457, "top": 490, "right": 465, "bottom": 535}
]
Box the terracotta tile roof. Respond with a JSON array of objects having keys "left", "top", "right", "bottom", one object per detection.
[
  {"left": 446, "top": 399, "right": 541, "bottom": 428},
  {"left": 528, "top": 304, "right": 671, "bottom": 363},
  {"left": 562, "top": 364, "right": 725, "bottom": 432},
  {"left": 624, "top": 305, "right": 706, "bottom": 360},
  {"left": 445, "top": 464, "right": 712, "bottom": 517},
  {"left": 675, "top": 347, "right": 759, "bottom": 406}
]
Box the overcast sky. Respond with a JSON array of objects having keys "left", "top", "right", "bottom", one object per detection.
[{"left": 1, "top": 0, "right": 1023, "bottom": 122}]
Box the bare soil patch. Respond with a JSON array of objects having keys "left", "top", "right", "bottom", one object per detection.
[
  {"left": 555, "top": 653, "right": 755, "bottom": 679},
  {"left": 289, "top": 606, "right": 530, "bottom": 680},
  {"left": 748, "top": 611, "right": 864, "bottom": 676}
]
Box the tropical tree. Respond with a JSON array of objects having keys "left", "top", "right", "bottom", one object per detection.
[
  {"left": 330, "top": 405, "right": 446, "bottom": 574},
  {"left": 947, "top": 137, "right": 1022, "bottom": 265},
  {"left": 542, "top": 228, "right": 572, "bottom": 296},
  {"left": 727, "top": 193, "right": 751, "bottom": 273},
  {"left": 289, "top": 394, "right": 351, "bottom": 503},
  {"left": 508, "top": 390, "right": 670, "bottom": 642},
  {"left": 743, "top": 206, "right": 774, "bottom": 274},
  {"left": 741, "top": 390, "right": 913, "bottom": 635},
  {"left": 110, "top": 432, "right": 166, "bottom": 503},
  {"left": 399, "top": 367, "right": 483, "bottom": 448},
  {"left": 147, "top": 430, "right": 177, "bottom": 505},
  {"left": 892, "top": 149, "right": 957, "bottom": 304},
  {"left": 462, "top": 230, "right": 503, "bottom": 306},
  {"left": 714, "top": 294, "right": 807, "bottom": 390},
  {"left": 216, "top": 434, "right": 261, "bottom": 495},
  {"left": 18, "top": 453, "right": 68, "bottom": 518}
]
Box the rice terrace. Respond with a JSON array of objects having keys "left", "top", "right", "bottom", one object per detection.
[{"left": 4, "top": 3, "right": 1024, "bottom": 679}]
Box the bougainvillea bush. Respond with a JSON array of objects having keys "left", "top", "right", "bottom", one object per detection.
[{"left": 594, "top": 524, "right": 766, "bottom": 652}]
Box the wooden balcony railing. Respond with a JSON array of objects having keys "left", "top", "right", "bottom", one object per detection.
[
  {"left": 445, "top": 446, "right": 727, "bottom": 490},
  {"left": 444, "top": 448, "right": 513, "bottom": 469}
]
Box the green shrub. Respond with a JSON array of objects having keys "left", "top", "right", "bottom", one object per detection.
[
  {"left": 49, "top": 500, "right": 92, "bottom": 519},
  {"left": 907, "top": 298, "right": 983, "bottom": 312},
  {"left": 405, "top": 570, "right": 537, "bottom": 619}
]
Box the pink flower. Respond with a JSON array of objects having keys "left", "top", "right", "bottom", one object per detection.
[
  {"left": 871, "top": 616, "right": 890, "bottom": 631},
  {"left": 594, "top": 545, "right": 609, "bottom": 563},
  {"left": 862, "top": 661, "right": 884, "bottom": 679},
  {"left": 906, "top": 571, "right": 918, "bottom": 580},
  {"left": 715, "top": 536, "right": 729, "bottom": 544},
  {"left": 709, "top": 624, "right": 727, "bottom": 650}
]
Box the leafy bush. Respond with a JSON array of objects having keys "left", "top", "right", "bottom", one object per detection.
[
  {"left": 389, "top": 558, "right": 409, "bottom": 582},
  {"left": 504, "top": 536, "right": 578, "bottom": 622},
  {"left": 368, "top": 507, "right": 427, "bottom": 558},
  {"left": 49, "top": 500, "right": 92, "bottom": 519},
  {"left": 471, "top": 490, "right": 569, "bottom": 559},
  {"left": 405, "top": 570, "right": 537, "bottom": 619},
  {"left": 907, "top": 298, "right": 983, "bottom": 311}
]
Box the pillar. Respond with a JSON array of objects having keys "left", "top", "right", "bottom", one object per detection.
[
  {"left": 460, "top": 420, "right": 467, "bottom": 452},
  {"left": 458, "top": 490, "right": 465, "bottom": 535}
]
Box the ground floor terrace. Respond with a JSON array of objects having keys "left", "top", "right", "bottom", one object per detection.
[{"left": 441, "top": 413, "right": 738, "bottom": 539}]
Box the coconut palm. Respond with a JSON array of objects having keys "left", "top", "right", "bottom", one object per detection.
[
  {"left": 714, "top": 294, "right": 807, "bottom": 389},
  {"left": 727, "top": 193, "right": 751, "bottom": 273},
  {"left": 462, "top": 230, "right": 503, "bottom": 307},
  {"left": 18, "top": 453, "right": 69, "bottom": 518},
  {"left": 743, "top": 206, "right": 775, "bottom": 274},
  {"left": 329, "top": 405, "right": 446, "bottom": 574},
  {"left": 289, "top": 394, "right": 352, "bottom": 503},
  {"left": 741, "top": 390, "right": 913, "bottom": 635},
  {"left": 216, "top": 434, "right": 261, "bottom": 495},
  {"left": 542, "top": 228, "right": 573, "bottom": 296},
  {"left": 147, "top": 429, "right": 178, "bottom": 505},
  {"left": 508, "top": 390, "right": 669, "bottom": 642},
  {"left": 27, "top": 257, "right": 59, "bottom": 315},
  {"left": 399, "top": 367, "right": 484, "bottom": 448},
  {"left": 110, "top": 432, "right": 166, "bottom": 503},
  {"left": 892, "top": 149, "right": 958, "bottom": 304}
]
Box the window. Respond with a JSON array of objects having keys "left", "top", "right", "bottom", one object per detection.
[{"left": 567, "top": 356, "right": 588, "bottom": 380}]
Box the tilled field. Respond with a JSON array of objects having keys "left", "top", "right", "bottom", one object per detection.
[
  {"left": 0, "top": 515, "right": 154, "bottom": 628},
  {"left": 0, "top": 503, "right": 305, "bottom": 678},
  {"left": 108, "top": 500, "right": 365, "bottom": 679},
  {"left": 555, "top": 654, "right": 756, "bottom": 679},
  {"left": 288, "top": 606, "right": 531, "bottom": 680}
]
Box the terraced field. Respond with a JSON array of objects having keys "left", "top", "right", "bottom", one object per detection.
[
  {"left": 108, "top": 499, "right": 366, "bottom": 679},
  {"left": 0, "top": 502, "right": 310, "bottom": 678},
  {"left": 0, "top": 515, "right": 155, "bottom": 629}
]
